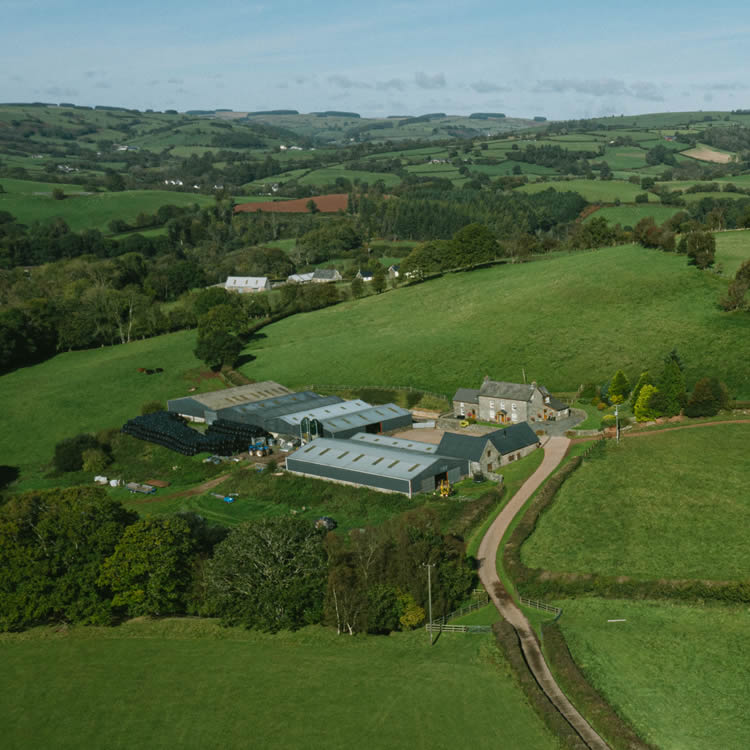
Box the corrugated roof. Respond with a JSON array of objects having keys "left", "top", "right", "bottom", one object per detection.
[
  {"left": 279, "top": 400, "right": 372, "bottom": 427},
  {"left": 351, "top": 432, "right": 438, "bottom": 454},
  {"left": 320, "top": 403, "right": 411, "bottom": 433},
  {"left": 288, "top": 437, "right": 453, "bottom": 480},
  {"left": 225, "top": 276, "right": 269, "bottom": 288},
  {"left": 217, "top": 392, "right": 342, "bottom": 423},
  {"left": 547, "top": 396, "right": 568, "bottom": 411},
  {"left": 184, "top": 382, "right": 293, "bottom": 411}
]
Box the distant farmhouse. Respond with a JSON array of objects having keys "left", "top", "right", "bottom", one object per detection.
[
  {"left": 287, "top": 269, "right": 342, "bottom": 284},
  {"left": 453, "top": 376, "right": 570, "bottom": 424},
  {"left": 225, "top": 276, "right": 271, "bottom": 293},
  {"left": 356, "top": 269, "right": 374, "bottom": 282}
]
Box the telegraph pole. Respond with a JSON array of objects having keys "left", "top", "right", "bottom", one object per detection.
[
  {"left": 422, "top": 562, "right": 436, "bottom": 645},
  {"left": 615, "top": 402, "right": 621, "bottom": 444}
]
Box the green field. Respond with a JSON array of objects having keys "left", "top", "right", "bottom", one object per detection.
[
  {"left": 584, "top": 204, "right": 681, "bottom": 227},
  {"left": 0, "top": 330, "right": 204, "bottom": 474},
  {"left": 239, "top": 244, "right": 750, "bottom": 399},
  {"left": 516, "top": 179, "right": 655, "bottom": 203},
  {"left": 715, "top": 230, "right": 750, "bottom": 275},
  {"left": 0, "top": 619, "right": 558, "bottom": 750},
  {"left": 0, "top": 181, "right": 213, "bottom": 232},
  {"left": 522, "top": 425, "right": 749, "bottom": 580},
  {"left": 298, "top": 167, "right": 402, "bottom": 188},
  {"left": 554, "top": 598, "right": 750, "bottom": 750}
]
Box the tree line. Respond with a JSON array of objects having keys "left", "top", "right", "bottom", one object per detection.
[{"left": 0, "top": 487, "right": 475, "bottom": 635}]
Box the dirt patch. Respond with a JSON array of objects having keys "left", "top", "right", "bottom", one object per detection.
[
  {"left": 234, "top": 193, "right": 348, "bottom": 214},
  {"left": 391, "top": 427, "right": 445, "bottom": 445},
  {"left": 682, "top": 147, "right": 733, "bottom": 164}
]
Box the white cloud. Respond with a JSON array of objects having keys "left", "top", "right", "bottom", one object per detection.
[{"left": 415, "top": 71, "right": 446, "bottom": 89}]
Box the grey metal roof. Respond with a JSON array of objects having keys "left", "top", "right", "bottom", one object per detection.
[
  {"left": 278, "top": 399, "right": 372, "bottom": 427},
  {"left": 438, "top": 423, "right": 540, "bottom": 461},
  {"left": 216, "top": 392, "right": 342, "bottom": 424},
  {"left": 547, "top": 396, "right": 568, "bottom": 411},
  {"left": 453, "top": 388, "right": 480, "bottom": 404},
  {"left": 288, "top": 437, "right": 459, "bottom": 481},
  {"left": 351, "top": 432, "right": 439, "bottom": 454},
  {"left": 320, "top": 403, "right": 411, "bottom": 434},
  {"left": 186, "top": 382, "right": 293, "bottom": 411},
  {"left": 478, "top": 380, "right": 536, "bottom": 401}
]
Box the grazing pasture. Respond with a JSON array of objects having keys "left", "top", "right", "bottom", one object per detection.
[
  {"left": 516, "top": 179, "right": 655, "bottom": 203},
  {"left": 584, "top": 204, "right": 680, "bottom": 227},
  {"left": 240, "top": 244, "right": 749, "bottom": 399},
  {"left": 0, "top": 330, "right": 203, "bottom": 475},
  {"left": 521, "top": 425, "right": 750, "bottom": 580},
  {"left": 715, "top": 229, "right": 750, "bottom": 275},
  {"left": 0, "top": 184, "right": 212, "bottom": 233},
  {"left": 0, "top": 620, "right": 558, "bottom": 750},
  {"left": 555, "top": 598, "right": 750, "bottom": 750}
]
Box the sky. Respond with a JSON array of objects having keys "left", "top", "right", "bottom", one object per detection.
[{"left": 2, "top": 0, "right": 749, "bottom": 120}]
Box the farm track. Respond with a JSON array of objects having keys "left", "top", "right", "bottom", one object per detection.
[{"left": 478, "top": 437, "right": 611, "bottom": 750}]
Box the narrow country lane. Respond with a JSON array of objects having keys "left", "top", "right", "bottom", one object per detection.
[{"left": 477, "top": 436, "right": 611, "bottom": 750}]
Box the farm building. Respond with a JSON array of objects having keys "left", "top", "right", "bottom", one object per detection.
[
  {"left": 388, "top": 264, "right": 400, "bottom": 278},
  {"left": 212, "top": 391, "right": 344, "bottom": 432},
  {"left": 356, "top": 269, "right": 374, "bottom": 282},
  {"left": 453, "top": 377, "right": 569, "bottom": 424},
  {"left": 287, "top": 272, "right": 315, "bottom": 284},
  {"left": 168, "top": 381, "right": 293, "bottom": 423},
  {"left": 225, "top": 276, "right": 271, "bottom": 293},
  {"left": 437, "top": 424, "right": 541, "bottom": 480},
  {"left": 293, "top": 402, "right": 413, "bottom": 440},
  {"left": 285, "top": 434, "right": 467, "bottom": 497},
  {"left": 312, "top": 268, "right": 342, "bottom": 283}
]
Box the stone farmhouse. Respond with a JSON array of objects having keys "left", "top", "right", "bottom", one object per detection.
[{"left": 453, "top": 376, "right": 570, "bottom": 424}]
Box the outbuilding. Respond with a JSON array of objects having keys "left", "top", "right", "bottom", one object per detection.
[
  {"left": 437, "top": 423, "right": 541, "bottom": 480},
  {"left": 285, "top": 434, "right": 467, "bottom": 497}
]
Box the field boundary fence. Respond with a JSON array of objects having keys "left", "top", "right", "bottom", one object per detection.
[
  {"left": 304, "top": 384, "right": 449, "bottom": 401},
  {"left": 520, "top": 597, "right": 562, "bottom": 620},
  {"left": 424, "top": 593, "right": 492, "bottom": 635},
  {"left": 425, "top": 623, "right": 492, "bottom": 633}
]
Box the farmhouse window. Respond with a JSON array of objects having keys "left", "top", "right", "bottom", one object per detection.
[
  {"left": 487, "top": 463, "right": 493, "bottom": 472},
  {"left": 486, "top": 449, "right": 491, "bottom": 457}
]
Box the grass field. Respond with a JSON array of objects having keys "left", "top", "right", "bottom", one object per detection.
[
  {"left": 298, "top": 167, "right": 402, "bottom": 188},
  {"left": 584, "top": 204, "right": 681, "bottom": 227},
  {"left": 0, "top": 330, "right": 205, "bottom": 475},
  {"left": 0, "top": 619, "right": 558, "bottom": 750},
  {"left": 554, "top": 598, "right": 750, "bottom": 750},
  {"left": 715, "top": 230, "right": 750, "bottom": 275},
  {"left": 239, "top": 244, "right": 750, "bottom": 399},
  {"left": 521, "top": 425, "right": 750, "bottom": 580},
  {"left": 516, "top": 179, "right": 656, "bottom": 203},
  {"left": 0, "top": 183, "right": 213, "bottom": 232}
]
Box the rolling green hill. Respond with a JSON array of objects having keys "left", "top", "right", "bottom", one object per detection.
[
  {"left": 0, "top": 179, "right": 213, "bottom": 232},
  {"left": 240, "top": 244, "right": 749, "bottom": 399}
]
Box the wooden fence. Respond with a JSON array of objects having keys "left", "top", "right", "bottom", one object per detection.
[
  {"left": 429, "top": 593, "right": 490, "bottom": 626},
  {"left": 425, "top": 623, "right": 492, "bottom": 633},
  {"left": 520, "top": 597, "right": 562, "bottom": 617}
]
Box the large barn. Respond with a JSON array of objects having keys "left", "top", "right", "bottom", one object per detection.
[
  {"left": 285, "top": 433, "right": 467, "bottom": 497},
  {"left": 167, "top": 381, "right": 293, "bottom": 423}
]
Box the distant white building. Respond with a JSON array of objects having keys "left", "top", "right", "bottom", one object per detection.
[
  {"left": 225, "top": 276, "right": 271, "bottom": 294},
  {"left": 287, "top": 272, "right": 315, "bottom": 284}
]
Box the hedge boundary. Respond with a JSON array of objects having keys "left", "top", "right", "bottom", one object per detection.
[
  {"left": 492, "top": 619, "right": 587, "bottom": 750},
  {"left": 504, "top": 438, "right": 750, "bottom": 605},
  {"left": 542, "top": 623, "right": 658, "bottom": 750}
]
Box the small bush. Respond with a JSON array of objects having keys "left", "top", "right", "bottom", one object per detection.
[
  {"left": 600, "top": 414, "right": 616, "bottom": 429},
  {"left": 597, "top": 401, "right": 607, "bottom": 411},
  {"left": 140, "top": 400, "right": 166, "bottom": 415},
  {"left": 82, "top": 448, "right": 110, "bottom": 474},
  {"left": 53, "top": 434, "right": 100, "bottom": 473}
]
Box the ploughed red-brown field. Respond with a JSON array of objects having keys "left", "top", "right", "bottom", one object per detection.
[{"left": 234, "top": 193, "right": 348, "bottom": 214}]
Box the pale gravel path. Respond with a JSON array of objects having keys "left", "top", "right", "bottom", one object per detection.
[{"left": 477, "top": 437, "right": 611, "bottom": 750}]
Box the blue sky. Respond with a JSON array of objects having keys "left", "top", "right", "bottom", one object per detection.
[{"left": 2, "top": 0, "right": 749, "bottom": 119}]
